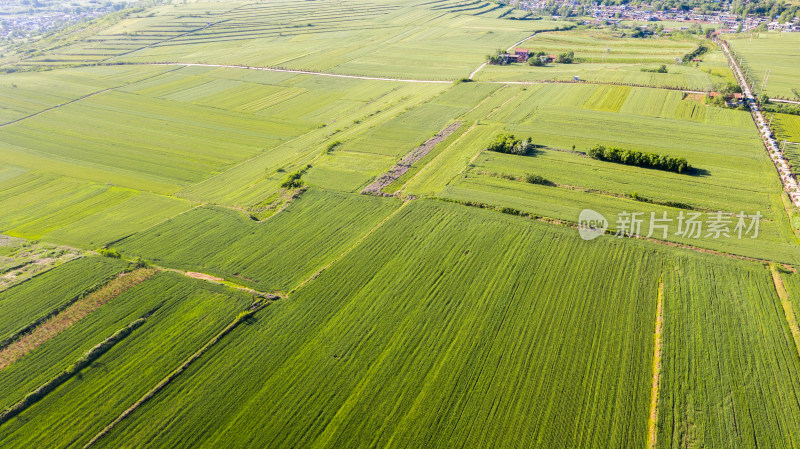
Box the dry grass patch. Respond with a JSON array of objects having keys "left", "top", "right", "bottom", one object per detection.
[{"left": 0, "top": 268, "right": 157, "bottom": 370}]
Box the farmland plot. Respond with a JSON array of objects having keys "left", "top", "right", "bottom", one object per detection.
[
  {"left": 114, "top": 189, "right": 400, "bottom": 293},
  {"left": 476, "top": 33, "right": 733, "bottom": 90},
  {"left": 441, "top": 173, "right": 799, "bottom": 264},
  {"left": 777, "top": 269, "right": 800, "bottom": 329},
  {"left": 0, "top": 272, "right": 253, "bottom": 449},
  {"left": 476, "top": 62, "right": 726, "bottom": 90},
  {"left": 403, "top": 83, "right": 797, "bottom": 262},
  {"left": 0, "top": 171, "right": 193, "bottom": 247},
  {"left": 0, "top": 257, "right": 129, "bottom": 345},
  {"left": 0, "top": 65, "right": 179, "bottom": 124},
  {"left": 657, "top": 258, "right": 800, "bottom": 448},
  {"left": 727, "top": 32, "right": 800, "bottom": 99},
  {"left": 0, "top": 90, "right": 303, "bottom": 193},
  {"left": 105, "top": 0, "right": 567, "bottom": 80},
  {"left": 309, "top": 82, "right": 500, "bottom": 191},
  {"left": 91, "top": 199, "right": 664, "bottom": 449},
  {"left": 773, "top": 113, "right": 800, "bottom": 143},
  {"left": 178, "top": 78, "right": 451, "bottom": 203},
  {"left": 512, "top": 30, "right": 698, "bottom": 64}
]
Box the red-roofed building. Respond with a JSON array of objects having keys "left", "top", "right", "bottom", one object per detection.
[{"left": 514, "top": 48, "right": 530, "bottom": 62}]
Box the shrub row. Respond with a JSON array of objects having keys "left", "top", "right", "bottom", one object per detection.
[
  {"left": 0, "top": 317, "right": 148, "bottom": 424},
  {"left": 588, "top": 145, "right": 690, "bottom": 174},
  {"left": 281, "top": 164, "right": 311, "bottom": 189}
]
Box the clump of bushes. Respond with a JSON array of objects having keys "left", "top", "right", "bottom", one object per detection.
[
  {"left": 131, "top": 256, "right": 149, "bottom": 269},
  {"left": 97, "top": 248, "right": 121, "bottom": 259},
  {"left": 500, "top": 207, "right": 522, "bottom": 216},
  {"left": 588, "top": 145, "right": 690, "bottom": 174},
  {"left": 324, "top": 141, "right": 342, "bottom": 153},
  {"left": 487, "top": 133, "right": 535, "bottom": 156},
  {"left": 525, "top": 174, "right": 555, "bottom": 186},
  {"left": 682, "top": 44, "right": 708, "bottom": 63},
  {"left": 641, "top": 64, "right": 668, "bottom": 73},
  {"left": 556, "top": 51, "right": 575, "bottom": 64},
  {"left": 486, "top": 48, "right": 510, "bottom": 65},
  {"left": 280, "top": 164, "right": 311, "bottom": 189},
  {"left": 528, "top": 51, "right": 547, "bottom": 66}
]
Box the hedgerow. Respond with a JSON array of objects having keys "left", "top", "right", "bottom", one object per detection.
[{"left": 587, "top": 145, "right": 691, "bottom": 173}]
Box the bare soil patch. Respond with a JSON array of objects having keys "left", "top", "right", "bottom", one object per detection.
[
  {"left": 185, "top": 272, "right": 225, "bottom": 282},
  {"left": 0, "top": 268, "right": 157, "bottom": 370},
  {"left": 362, "top": 122, "right": 462, "bottom": 195}
]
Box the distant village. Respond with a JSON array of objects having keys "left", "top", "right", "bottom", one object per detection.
[
  {"left": 0, "top": 0, "right": 127, "bottom": 44},
  {"left": 519, "top": 0, "right": 800, "bottom": 32}
]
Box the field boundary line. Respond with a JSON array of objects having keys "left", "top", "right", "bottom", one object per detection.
[
  {"left": 115, "top": 62, "right": 454, "bottom": 84},
  {"left": 486, "top": 79, "right": 706, "bottom": 94},
  {"left": 485, "top": 86, "right": 522, "bottom": 120},
  {"left": 0, "top": 64, "right": 183, "bottom": 128},
  {"left": 0, "top": 87, "right": 115, "bottom": 128},
  {"left": 0, "top": 262, "right": 127, "bottom": 351},
  {"left": 289, "top": 201, "right": 409, "bottom": 295},
  {"left": 647, "top": 279, "right": 664, "bottom": 449},
  {"left": 0, "top": 268, "right": 157, "bottom": 371},
  {"left": 81, "top": 298, "right": 272, "bottom": 449},
  {"left": 399, "top": 122, "right": 479, "bottom": 192},
  {"left": 770, "top": 266, "right": 800, "bottom": 359},
  {"left": 0, "top": 315, "right": 149, "bottom": 425},
  {"left": 441, "top": 198, "right": 791, "bottom": 266}
]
